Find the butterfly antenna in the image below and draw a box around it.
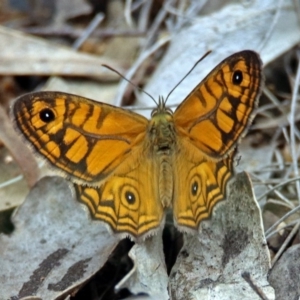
[102,64,158,106]
[164,50,212,105]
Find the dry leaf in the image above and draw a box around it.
[0,176,119,299]
[0,26,122,80]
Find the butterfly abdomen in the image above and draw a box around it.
[159,156,173,207]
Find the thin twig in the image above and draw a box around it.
[265,219,300,240]
[257,176,300,202]
[265,205,300,236]
[125,0,134,27]
[114,36,170,106]
[288,49,300,203]
[271,222,300,266]
[137,0,153,31]
[73,13,104,50]
[141,0,169,51]
[263,87,288,114]
[258,0,284,52]
[265,199,294,210]
[23,27,146,38]
[242,272,270,300]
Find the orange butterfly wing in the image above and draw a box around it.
[12,92,148,184]
[173,50,262,230]
[74,148,164,239]
[174,50,262,159]
[173,147,235,231]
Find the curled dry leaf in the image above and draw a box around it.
[0,105,39,188]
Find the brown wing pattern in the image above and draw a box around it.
[12,92,148,183]
[174,51,262,159]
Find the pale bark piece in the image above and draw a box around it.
[169,172,274,300]
[0,176,119,299]
[115,232,169,299]
[269,244,300,300]
[0,26,121,80]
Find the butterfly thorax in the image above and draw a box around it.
[149,109,176,154]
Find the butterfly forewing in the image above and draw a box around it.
[12,92,148,184]
[174,50,262,159]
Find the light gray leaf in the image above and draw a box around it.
[0,176,119,299]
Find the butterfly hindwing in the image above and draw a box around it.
[75,148,164,239]
[173,142,234,231]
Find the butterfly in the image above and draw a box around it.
[11,50,262,240]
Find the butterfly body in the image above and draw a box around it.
[12,50,263,240]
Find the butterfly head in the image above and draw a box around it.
[151,96,173,117]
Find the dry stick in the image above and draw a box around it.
[278,91,300,101]
[114,36,170,107]
[294,0,300,25]
[266,219,300,240]
[137,0,153,31]
[270,189,294,209]
[249,151,294,209]
[131,0,148,12]
[141,0,169,52]
[266,199,294,210]
[255,100,290,116]
[119,1,154,103]
[242,272,270,300]
[24,27,146,38]
[262,146,294,207]
[128,1,154,101]
[282,126,290,144]
[125,0,134,27]
[265,204,300,236]
[289,50,300,203]
[257,0,284,52]
[73,13,104,50]
[271,221,300,267]
[274,147,285,172]
[164,0,207,31]
[263,87,288,115]
[257,176,300,202]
